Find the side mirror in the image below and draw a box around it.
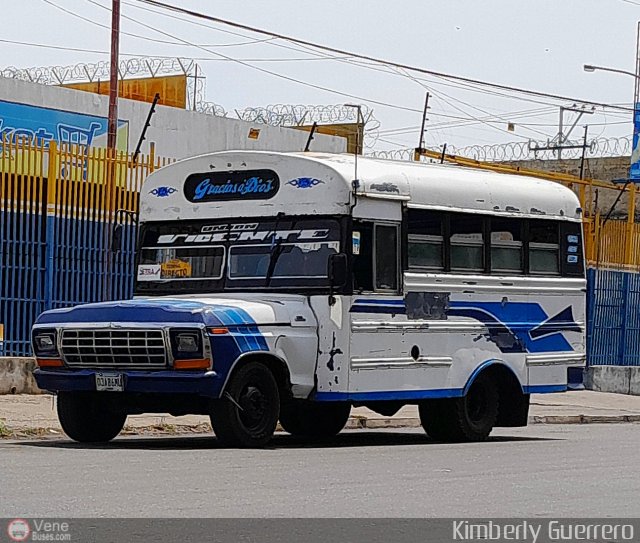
[328,253,348,288]
[111,224,124,253]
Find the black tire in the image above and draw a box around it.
[279,401,351,438]
[419,374,499,442]
[210,362,280,447]
[57,392,126,443]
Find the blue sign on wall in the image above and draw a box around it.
[0,99,128,150]
[630,102,640,181]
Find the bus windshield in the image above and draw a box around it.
[135,217,341,294]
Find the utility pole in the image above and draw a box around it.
[632,21,640,181]
[107,0,121,151]
[528,104,594,159]
[418,92,430,151]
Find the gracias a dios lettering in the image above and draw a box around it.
[193,176,275,200]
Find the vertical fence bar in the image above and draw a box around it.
[44,142,58,311]
[0,138,6,356]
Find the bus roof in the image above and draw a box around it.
[141,151,581,222]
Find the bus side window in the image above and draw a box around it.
[407,209,445,271]
[353,222,373,291]
[529,220,559,275]
[450,214,485,273]
[491,218,524,274]
[375,224,399,291]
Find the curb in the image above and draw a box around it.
[529,414,640,424]
[3,413,640,440]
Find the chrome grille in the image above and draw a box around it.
[61,329,167,369]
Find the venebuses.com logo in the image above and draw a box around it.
[7,519,30,542]
[6,519,71,542]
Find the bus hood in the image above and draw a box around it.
[34,295,316,328]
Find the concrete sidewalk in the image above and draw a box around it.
[2,390,640,438]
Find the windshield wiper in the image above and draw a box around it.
[265,213,290,286]
[265,239,284,286]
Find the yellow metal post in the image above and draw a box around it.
[625,184,637,265]
[44,141,59,309]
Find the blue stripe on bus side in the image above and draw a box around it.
[314,384,566,402]
[314,389,465,401]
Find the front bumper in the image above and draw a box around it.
[34,368,224,398]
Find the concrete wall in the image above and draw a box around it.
[504,156,634,219]
[0,77,346,159]
[585,365,640,396]
[0,358,41,394]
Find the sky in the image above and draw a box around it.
[2,0,640,157]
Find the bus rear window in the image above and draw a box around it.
[529,221,559,275]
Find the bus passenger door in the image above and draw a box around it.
[349,220,406,394]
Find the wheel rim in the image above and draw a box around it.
[238,384,268,430]
[467,382,489,424]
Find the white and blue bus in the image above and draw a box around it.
[32,151,585,447]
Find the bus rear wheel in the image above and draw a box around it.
[419,374,499,442]
[210,362,280,448]
[57,392,126,443]
[279,401,351,438]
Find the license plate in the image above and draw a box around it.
[95,372,124,392]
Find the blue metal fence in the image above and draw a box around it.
[587,267,640,366]
[0,140,159,357]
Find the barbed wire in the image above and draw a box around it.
[0,59,386,144]
[235,104,380,147]
[0,56,229,116]
[236,104,378,127]
[196,101,228,117]
[369,135,634,162]
[451,136,633,162]
[0,57,196,85]
[369,148,415,161]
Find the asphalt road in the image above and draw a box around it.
[1,424,639,517]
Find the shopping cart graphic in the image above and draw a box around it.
[57,122,102,147]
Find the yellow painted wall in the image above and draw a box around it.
[63,74,188,109]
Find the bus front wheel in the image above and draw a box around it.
[279,401,351,438]
[419,374,499,442]
[210,362,280,448]
[57,392,126,443]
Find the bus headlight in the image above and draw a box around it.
[177,333,199,353]
[32,330,58,357]
[169,329,204,359]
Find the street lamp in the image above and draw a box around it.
[583,64,640,80]
[584,60,640,187]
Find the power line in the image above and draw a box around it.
[88,0,637,134]
[134,0,634,113]
[0,36,356,62]
[377,107,556,136]
[41,0,275,49]
[392,66,552,140]
[123,0,628,138]
[126,0,578,117]
[35,0,634,141]
[80,0,425,114]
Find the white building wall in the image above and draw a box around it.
[0,77,346,158]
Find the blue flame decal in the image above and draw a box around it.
[287,177,324,189]
[149,186,177,197]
